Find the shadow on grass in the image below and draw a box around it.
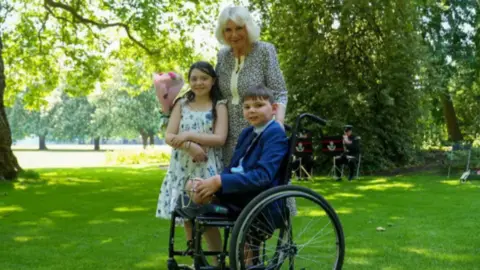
[0,166,165,222]
[0,166,171,269]
[1,167,479,269]
[290,171,480,269]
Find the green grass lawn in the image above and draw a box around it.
[1,167,479,269]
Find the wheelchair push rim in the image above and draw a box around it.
[229,185,345,270]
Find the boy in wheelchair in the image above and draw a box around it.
[174,85,289,268]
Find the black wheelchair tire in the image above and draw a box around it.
[229,185,345,270]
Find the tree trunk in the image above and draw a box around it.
[441,94,463,142]
[0,35,22,179]
[39,135,47,150]
[148,132,155,146]
[140,131,148,149]
[93,137,100,151]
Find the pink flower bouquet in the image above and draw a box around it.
[153,72,184,115]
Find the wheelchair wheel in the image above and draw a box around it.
[229,185,345,270]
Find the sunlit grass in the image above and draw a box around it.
[0,205,25,214]
[355,182,415,191]
[0,167,479,269]
[113,206,149,212]
[88,218,127,225]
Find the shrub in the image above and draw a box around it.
[106,147,171,165]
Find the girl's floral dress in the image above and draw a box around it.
[156,98,226,219]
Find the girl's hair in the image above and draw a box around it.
[215,6,261,45]
[185,61,223,120]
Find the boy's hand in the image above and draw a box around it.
[186,178,211,205]
[196,175,221,201]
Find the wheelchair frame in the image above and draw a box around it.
[166,113,345,270]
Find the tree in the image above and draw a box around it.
[6,93,29,143]
[418,0,479,142]
[1,34,21,178]
[50,94,94,146]
[24,108,55,150]
[89,71,163,149]
[1,0,220,179]
[116,87,163,148]
[89,91,118,151]
[7,88,61,150]
[250,0,426,170]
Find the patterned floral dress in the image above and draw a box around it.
[216,41,288,165]
[156,98,225,219]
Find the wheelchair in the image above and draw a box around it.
[167,113,345,270]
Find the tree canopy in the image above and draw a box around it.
[1,0,220,178]
[249,0,479,170]
[1,0,479,178]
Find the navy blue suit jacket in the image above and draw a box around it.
[217,121,288,208]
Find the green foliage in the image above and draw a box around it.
[115,88,163,139]
[23,109,54,138]
[91,62,164,142]
[445,147,480,170]
[6,89,58,141]
[50,95,94,141]
[453,80,480,141]
[89,89,119,140]
[7,83,162,146]
[251,0,425,170]
[6,96,28,141]
[3,0,220,108]
[4,10,61,109]
[17,169,40,180]
[417,0,479,141]
[249,0,479,170]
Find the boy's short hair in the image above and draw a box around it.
[242,85,275,104]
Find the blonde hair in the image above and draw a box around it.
[215,6,260,45]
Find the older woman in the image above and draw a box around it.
[215,6,288,164]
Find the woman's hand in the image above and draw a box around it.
[187,142,208,162]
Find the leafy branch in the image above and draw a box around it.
[43,0,159,55]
